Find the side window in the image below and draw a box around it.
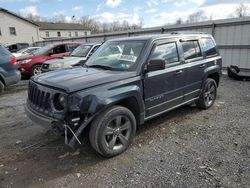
[150,42,179,65]
[53,45,66,54]
[181,41,202,60]
[9,27,16,35]
[201,38,217,57]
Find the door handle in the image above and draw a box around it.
[174,70,183,75]
[199,64,206,68]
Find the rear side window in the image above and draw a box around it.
[150,42,179,65]
[181,41,202,60]
[52,45,66,54]
[201,38,217,57]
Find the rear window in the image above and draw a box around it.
[181,41,202,60]
[201,38,217,57]
[0,46,10,56]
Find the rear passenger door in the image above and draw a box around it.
[180,39,204,101]
[144,40,188,118]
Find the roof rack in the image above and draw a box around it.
[170,31,207,34]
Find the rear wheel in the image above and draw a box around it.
[196,78,217,109]
[32,65,42,76]
[0,81,4,94]
[89,106,136,157]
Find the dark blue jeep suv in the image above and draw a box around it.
[0,45,21,94]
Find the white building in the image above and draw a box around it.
[36,22,91,40]
[0,8,39,45]
[0,8,91,45]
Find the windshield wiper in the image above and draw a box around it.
[88,64,113,70]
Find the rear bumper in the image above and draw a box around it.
[4,70,21,86]
[25,103,56,129]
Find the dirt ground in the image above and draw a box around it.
[0,76,249,188]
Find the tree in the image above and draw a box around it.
[175,18,183,25]
[186,10,208,23]
[78,16,101,33]
[235,3,248,17]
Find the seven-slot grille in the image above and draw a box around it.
[28,82,51,113]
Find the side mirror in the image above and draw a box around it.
[146,59,165,72]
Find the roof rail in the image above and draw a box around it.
[170,31,207,34]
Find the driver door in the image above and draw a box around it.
[144,40,188,118]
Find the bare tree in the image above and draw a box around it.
[78,16,101,33]
[186,10,208,23]
[175,18,183,25]
[235,3,248,17]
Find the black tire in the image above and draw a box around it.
[0,81,4,94]
[89,105,136,157]
[31,65,42,76]
[196,78,217,109]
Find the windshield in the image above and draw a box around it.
[86,41,145,71]
[33,44,54,55]
[70,45,92,57]
[16,48,28,53]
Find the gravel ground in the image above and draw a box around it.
[0,76,249,188]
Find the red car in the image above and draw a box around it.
[17,42,83,77]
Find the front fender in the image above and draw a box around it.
[70,77,145,120]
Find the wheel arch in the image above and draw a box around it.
[203,65,221,87]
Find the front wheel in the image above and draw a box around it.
[31,65,42,76]
[89,106,136,157]
[196,78,217,109]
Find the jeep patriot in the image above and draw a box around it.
[25,33,222,157]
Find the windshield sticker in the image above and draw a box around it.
[119,55,137,62]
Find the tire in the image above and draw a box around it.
[196,78,217,109]
[89,105,136,157]
[31,65,42,76]
[0,81,4,94]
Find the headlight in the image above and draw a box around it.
[53,93,67,111]
[50,62,64,70]
[18,59,32,64]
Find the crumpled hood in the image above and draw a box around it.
[45,56,87,67]
[33,67,136,93]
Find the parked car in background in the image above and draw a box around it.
[0,45,21,94]
[17,42,83,77]
[12,47,41,58]
[7,43,29,53]
[25,33,222,157]
[42,43,101,73]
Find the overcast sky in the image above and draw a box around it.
[0,0,250,27]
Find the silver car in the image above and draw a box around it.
[41,43,101,73]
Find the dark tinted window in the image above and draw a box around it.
[181,41,202,60]
[52,45,66,54]
[201,38,217,57]
[151,42,179,65]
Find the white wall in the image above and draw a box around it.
[39,30,91,40]
[0,11,39,45]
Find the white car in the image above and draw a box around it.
[41,43,101,73]
[12,47,41,58]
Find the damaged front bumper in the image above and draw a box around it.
[25,103,94,148]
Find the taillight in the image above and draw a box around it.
[10,55,16,65]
